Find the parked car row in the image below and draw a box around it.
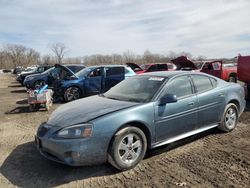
[14,55,244,102]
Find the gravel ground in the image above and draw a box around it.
[0,73,249,188]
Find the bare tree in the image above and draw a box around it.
[123,50,136,62]
[25,48,40,66]
[50,43,68,64]
[5,44,26,67]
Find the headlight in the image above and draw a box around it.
[55,123,93,139]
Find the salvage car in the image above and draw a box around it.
[35,71,245,171]
[126,62,175,74]
[171,56,237,82]
[237,55,250,98]
[56,65,135,102]
[16,65,53,85]
[23,64,85,89]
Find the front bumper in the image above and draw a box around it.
[35,124,108,166]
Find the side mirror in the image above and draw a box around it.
[159,94,177,105]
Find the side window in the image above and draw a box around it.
[106,67,124,76]
[147,65,157,72]
[74,66,84,73]
[37,67,44,73]
[163,76,193,98]
[192,75,213,93]
[203,63,213,70]
[158,64,168,71]
[89,68,102,77]
[212,62,220,70]
[210,77,217,87]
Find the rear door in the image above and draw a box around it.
[191,74,225,128]
[104,67,125,92]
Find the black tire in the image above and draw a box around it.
[228,76,237,83]
[34,80,46,89]
[108,126,147,171]
[64,87,82,102]
[218,103,238,132]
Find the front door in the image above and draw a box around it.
[85,67,103,95]
[154,75,198,142]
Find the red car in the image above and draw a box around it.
[237,55,250,98]
[126,62,176,74]
[171,56,237,82]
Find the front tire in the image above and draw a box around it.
[64,87,82,102]
[228,76,237,83]
[34,80,46,89]
[218,103,238,132]
[108,127,147,171]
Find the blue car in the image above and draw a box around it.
[35,71,245,171]
[23,64,85,89]
[57,65,135,102]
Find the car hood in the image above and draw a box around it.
[25,73,43,79]
[47,95,139,127]
[171,56,197,70]
[55,64,79,78]
[126,62,143,72]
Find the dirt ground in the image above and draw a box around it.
[0,73,249,188]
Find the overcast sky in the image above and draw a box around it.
[0,0,249,58]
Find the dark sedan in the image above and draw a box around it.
[36,71,245,171]
[16,65,53,85]
[23,64,85,89]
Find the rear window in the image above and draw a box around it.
[106,67,124,76]
[158,64,168,71]
[192,75,214,93]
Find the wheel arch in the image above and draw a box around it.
[108,121,152,151]
[227,99,240,114]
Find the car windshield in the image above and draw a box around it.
[43,67,55,74]
[104,76,166,103]
[75,67,94,77]
[194,62,204,69]
[140,64,150,70]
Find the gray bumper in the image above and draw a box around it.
[35,135,108,166]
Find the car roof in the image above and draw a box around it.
[64,64,85,67]
[142,71,215,78]
[87,65,128,68]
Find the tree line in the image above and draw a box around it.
[0,42,208,69]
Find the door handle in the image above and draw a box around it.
[188,102,194,106]
[218,93,224,97]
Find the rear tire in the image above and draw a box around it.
[218,103,238,132]
[108,127,147,171]
[229,76,237,83]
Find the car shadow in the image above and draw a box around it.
[5,106,31,114]
[1,128,223,187]
[244,100,250,112]
[16,98,28,105]
[145,128,221,159]
[11,89,27,93]
[8,85,23,88]
[0,141,117,188]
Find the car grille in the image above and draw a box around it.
[37,125,49,137]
